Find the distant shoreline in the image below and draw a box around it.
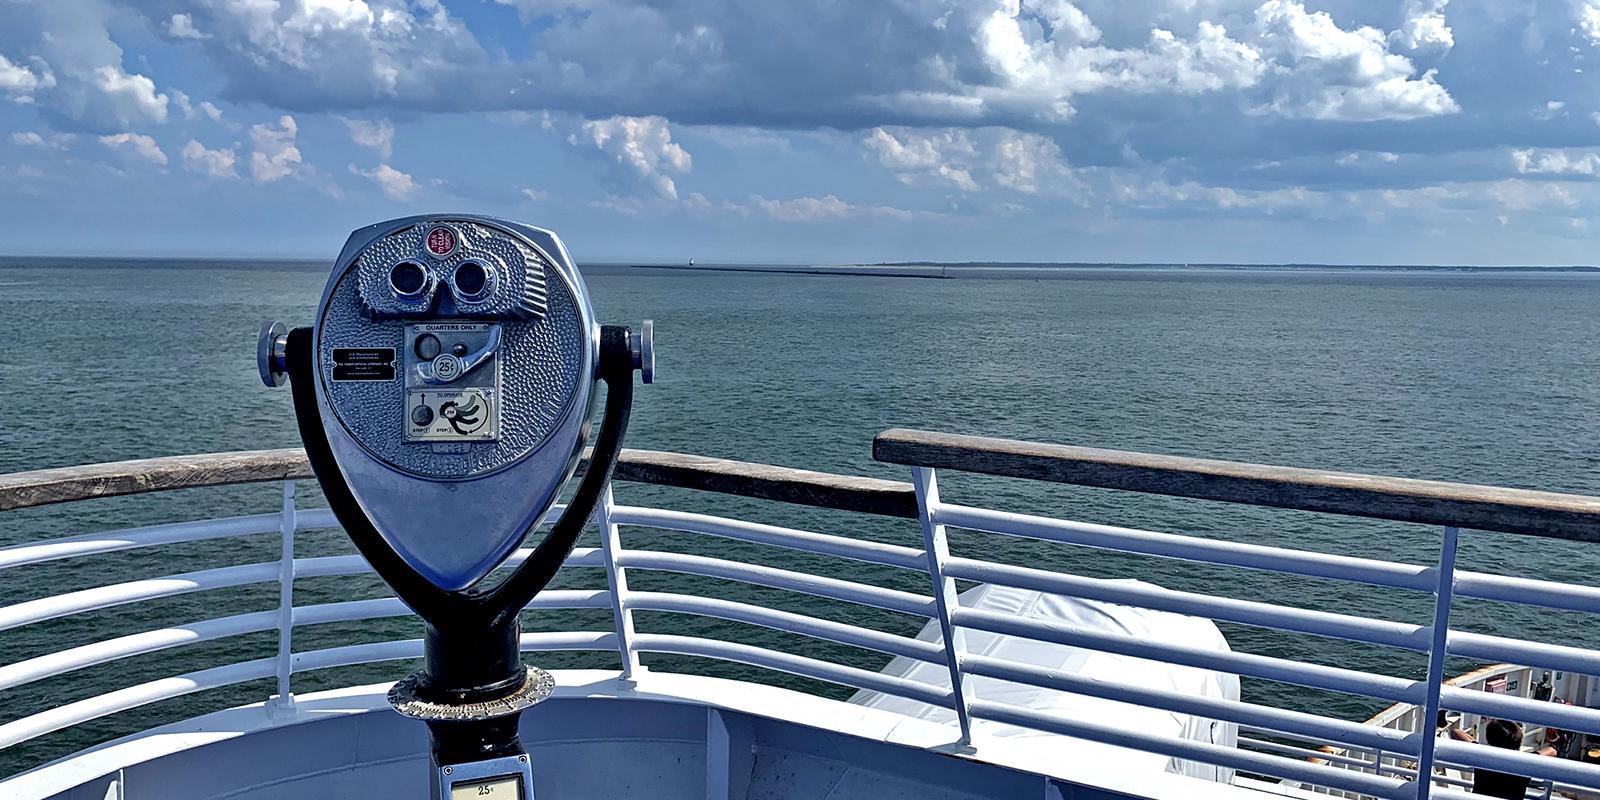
[620,262,1600,279]
[3,255,1598,277]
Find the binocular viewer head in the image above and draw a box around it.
[357,219,551,321]
[261,214,651,592]
[261,214,651,800]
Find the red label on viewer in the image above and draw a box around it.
[426,226,456,257]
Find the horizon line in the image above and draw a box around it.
[2,254,1598,271]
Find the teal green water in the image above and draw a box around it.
[3,259,1600,776]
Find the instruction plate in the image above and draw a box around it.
[407,389,498,441]
[404,322,502,443]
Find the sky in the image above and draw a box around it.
[3,1,1600,265]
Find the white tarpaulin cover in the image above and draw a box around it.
[848,582,1240,783]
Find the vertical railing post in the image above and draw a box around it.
[1414,525,1460,799]
[597,486,640,680]
[912,467,973,748]
[268,480,298,717]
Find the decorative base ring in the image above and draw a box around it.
[387,666,554,721]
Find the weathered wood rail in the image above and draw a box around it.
[0,448,919,518]
[873,428,1600,542]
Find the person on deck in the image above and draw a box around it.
[1446,718,1557,798]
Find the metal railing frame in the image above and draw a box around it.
[1,436,1599,800]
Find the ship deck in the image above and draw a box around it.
[9,670,1268,800]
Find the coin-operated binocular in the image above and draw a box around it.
[258,214,652,800]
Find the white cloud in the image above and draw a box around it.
[748,193,854,222]
[1336,150,1401,166]
[975,11,1266,119]
[129,1,486,106]
[249,115,302,183]
[165,13,206,40]
[10,130,73,149]
[1537,99,1567,120]
[521,187,549,201]
[863,128,979,191]
[741,194,917,223]
[863,126,1079,197]
[1252,0,1457,121]
[993,130,1079,195]
[1580,1,1600,46]
[181,140,238,178]
[0,3,175,132]
[98,132,168,166]
[1113,173,1316,214]
[0,54,54,100]
[87,66,169,126]
[1511,148,1600,176]
[343,117,395,158]
[1482,178,1579,211]
[576,115,691,199]
[171,90,222,123]
[1390,0,1453,54]
[99,0,1479,134]
[352,162,418,199]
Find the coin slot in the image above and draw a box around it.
[415,333,442,360]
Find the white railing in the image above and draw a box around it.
[1,436,1599,800]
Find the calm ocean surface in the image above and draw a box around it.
[3,258,1600,774]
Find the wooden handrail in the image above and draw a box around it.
[0,448,918,518]
[873,428,1600,542]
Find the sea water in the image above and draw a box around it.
[2,258,1599,774]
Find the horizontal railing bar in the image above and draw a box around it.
[959,653,1416,756]
[943,556,1428,651]
[1236,736,1379,770]
[0,449,917,517]
[1238,724,1379,759]
[0,632,619,751]
[1453,571,1600,615]
[0,591,614,693]
[603,449,917,519]
[935,503,1436,591]
[1256,738,1489,794]
[625,591,945,664]
[875,429,1600,542]
[0,562,280,633]
[608,505,926,570]
[0,656,277,750]
[954,606,1422,703]
[0,510,328,571]
[292,591,612,628]
[1440,686,1600,738]
[1434,739,1600,791]
[632,633,951,708]
[0,549,605,632]
[964,698,1412,800]
[0,450,311,512]
[295,547,604,580]
[1446,631,1600,680]
[1234,724,1432,782]
[290,631,619,674]
[1430,788,1493,800]
[616,550,935,617]
[0,610,278,692]
[1235,734,1474,791]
